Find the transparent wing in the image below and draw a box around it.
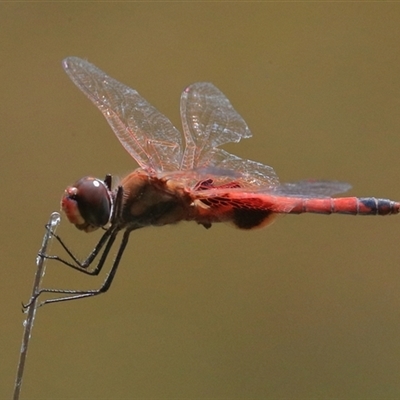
[188,179,351,199]
[180,82,280,189]
[63,60,279,187]
[269,180,352,197]
[63,57,183,173]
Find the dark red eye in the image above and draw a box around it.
[61,177,112,232]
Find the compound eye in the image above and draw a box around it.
[61,177,112,232]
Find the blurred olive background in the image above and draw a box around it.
[2,3,400,399]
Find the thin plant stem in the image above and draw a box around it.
[13,212,61,400]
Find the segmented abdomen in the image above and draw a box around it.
[288,197,400,216]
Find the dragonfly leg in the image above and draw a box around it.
[22,187,129,307]
[37,230,132,306]
[31,228,132,307]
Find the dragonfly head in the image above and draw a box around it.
[61,176,113,233]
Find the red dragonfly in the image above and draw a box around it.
[40,57,400,305]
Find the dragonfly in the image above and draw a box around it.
[37,56,400,305]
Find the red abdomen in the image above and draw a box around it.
[288,197,400,216]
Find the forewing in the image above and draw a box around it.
[63,57,183,173]
[180,82,279,189]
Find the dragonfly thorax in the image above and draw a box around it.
[119,169,194,228]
